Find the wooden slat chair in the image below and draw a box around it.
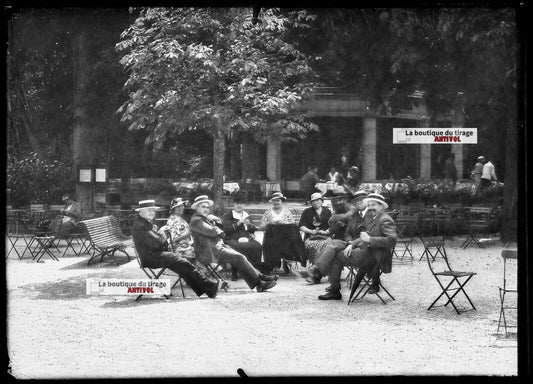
[133,246,185,301]
[497,249,517,336]
[425,248,476,315]
[80,216,133,266]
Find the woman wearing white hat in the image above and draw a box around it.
[258,192,294,230]
[160,197,195,261]
[298,192,332,264]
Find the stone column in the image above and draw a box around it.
[451,107,466,179]
[266,136,281,182]
[362,116,377,181]
[418,118,431,180]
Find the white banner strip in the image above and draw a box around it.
[86,278,171,295]
[393,128,477,144]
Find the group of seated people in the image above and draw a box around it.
[131,188,397,302]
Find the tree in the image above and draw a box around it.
[294,7,519,241]
[116,7,319,212]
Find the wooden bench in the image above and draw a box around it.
[80,215,134,265]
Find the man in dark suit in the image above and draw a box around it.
[305,193,396,301]
[189,195,277,292]
[131,199,219,298]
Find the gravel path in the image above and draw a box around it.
[6,236,517,378]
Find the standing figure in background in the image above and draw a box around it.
[299,165,321,202]
[480,155,497,193]
[344,166,361,195]
[443,153,458,187]
[471,156,485,194]
[326,166,344,185]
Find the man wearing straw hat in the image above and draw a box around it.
[304,193,396,301]
[131,199,219,298]
[189,195,277,292]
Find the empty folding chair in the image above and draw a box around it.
[425,248,476,315]
[497,249,517,337]
[393,215,417,263]
[460,207,492,249]
[133,246,186,301]
[419,235,447,262]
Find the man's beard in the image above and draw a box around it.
[367,209,377,217]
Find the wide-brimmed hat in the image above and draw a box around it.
[349,190,368,202]
[349,166,360,173]
[269,191,286,202]
[191,195,214,210]
[135,199,158,211]
[477,155,486,161]
[61,194,73,202]
[169,197,187,211]
[362,193,388,209]
[309,192,323,202]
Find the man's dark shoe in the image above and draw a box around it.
[318,291,342,300]
[259,273,278,282]
[305,275,322,284]
[204,281,219,298]
[256,280,277,292]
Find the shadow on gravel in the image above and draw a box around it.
[25,276,87,300]
[60,255,132,270]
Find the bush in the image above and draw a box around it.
[7,152,74,207]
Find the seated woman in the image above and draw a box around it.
[222,194,262,281]
[50,194,84,235]
[259,191,305,274]
[298,192,332,265]
[159,197,196,263]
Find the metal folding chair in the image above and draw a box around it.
[497,249,517,336]
[200,262,230,291]
[133,247,186,301]
[425,248,476,315]
[393,215,417,263]
[418,235,447,262]
[347,265,395,305]
[460,207,492,249]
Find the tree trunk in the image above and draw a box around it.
[72,29,95,214]
[500,112,518,243]
[212,113,226,216]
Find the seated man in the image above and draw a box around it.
[296,190,368,283]
[305,193,396,300]
[221,194,263,281]
[189,195,277,292]
[131,199,219,299]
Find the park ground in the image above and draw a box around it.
[6,233,517,378]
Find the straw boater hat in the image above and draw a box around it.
[62,194,73,202]
[309,192,323,202]
[135,199,157,211]
[269,191,287,202]
[477,155,486,161]
[350,190,368,202]
[191,195,214,210]
[362,193,388,209]
[169,197,187,211]
[349,166,360,173]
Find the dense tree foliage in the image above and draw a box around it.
[116,7,319,210]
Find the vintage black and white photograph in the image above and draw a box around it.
[5,3,526,378]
